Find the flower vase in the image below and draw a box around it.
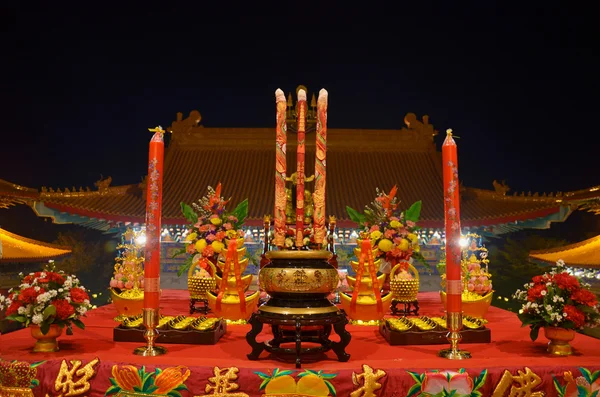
[544,326,575,356]
[30,324,63,353]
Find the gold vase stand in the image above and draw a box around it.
[246,310,351,369]
[390,298,419,316]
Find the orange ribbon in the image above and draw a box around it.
[215,240,246,315]
[351,240,383,315]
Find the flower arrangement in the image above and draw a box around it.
[0,260,93,335]
[109,228,145,291]
[513,259,600,341]
[173,183,248,276]
[346,185,426,275]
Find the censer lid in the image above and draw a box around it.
[265,250,333,260]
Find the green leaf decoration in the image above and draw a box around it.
[346,206,366,226]
[72,318,85,330]
[109,377,118,387]
[180,202,198,224]
[324,379,337,397]
[404,200,422,223]
[66,325,73,335]
[174,384,188,391]
[167,390,182,397]
[140,370,154,392]
[529,325,540,342]
[30,361,45,368]
[40,322,50,335]
[552,376,566,396]
[321,373,337,379]
[177,257,193,277]
[406,383,422,397]
[298,369,319,378]
[590,369,600,383]
[31,379,40,387]
[577,385,590,396]
[145,385,159,394]
[43,305,56,320]
[258,377,270,391]
[254,371,270,379]
[473,369,488,390]
[230,198,249,227]
[580,367,592,384]
[170,246,188,258]
[6,314,27,323]
[590,391,599,397]
[105,385,122,396]
[407,371,423,384]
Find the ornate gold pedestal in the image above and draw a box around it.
[341,255,391,322]
[206,255,259,322]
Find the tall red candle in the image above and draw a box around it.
[273,89,287,247]
[143,126,165,310]
[442,129,462,314]
[295,89,307,247]
[313,89,328,244]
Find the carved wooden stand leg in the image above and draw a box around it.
[295,317,302,368]
[246,313,266,360]
[245,310,352,368]
[331,310,351,362]
[189,298,210,314]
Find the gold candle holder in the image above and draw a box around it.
[133,308,167,356]
[438,312,471,359]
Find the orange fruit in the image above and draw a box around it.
[264,374,296,394]
[296,374,330,396]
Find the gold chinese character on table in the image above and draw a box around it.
[53,358,99,397]
[350,364,386,397]
[196,366,248,397]
[492,367,544,397]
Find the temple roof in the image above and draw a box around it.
[0,228,71,263]
[1,110,596,233]
[530,234,600,268]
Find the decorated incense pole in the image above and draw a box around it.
[134,125,167,357]
[295,89,307,247]
[273,89,288,248]
[439,129,470,360]
[313,89,328,244]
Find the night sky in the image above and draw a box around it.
[2,4,598,197]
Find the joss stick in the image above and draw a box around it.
[143,126,165,311]
[273,89,287,248]
[442,129,462,315]
[295,89,307,247]
[313,89,328,244]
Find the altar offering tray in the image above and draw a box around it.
[380,315,491,345]
[113,315,226,345]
